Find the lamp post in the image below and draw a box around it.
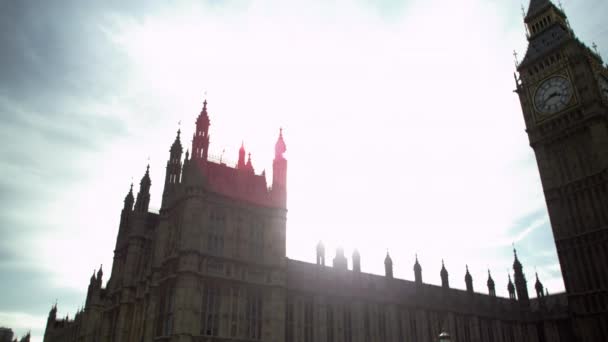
[438,331,451,342]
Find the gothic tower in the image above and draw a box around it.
[515,0,608,339]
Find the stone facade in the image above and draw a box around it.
[514,0,608,340]
[43,98,573,342]
[43,1,606,341]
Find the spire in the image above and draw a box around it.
[512,248,529,305]
[272,128,288,207]
[352,249,361,273]
[413,254,422,285]
[440,259,449,289]
[192,98,211,160]
[170,129,183,155]
[97,264,103,284]
[333,247,348,270]
[487,270,496,297]
[237,142,246,169]
[384,251,393,278]
[246,152,254,173]
[513,248,522,271]
[316,241,325,266]
[123,183,134,210]
[508,274,516,300]
[134,165,151,213]
[275,127,286,159]
[465,265,473,294]
[535,272,545,298]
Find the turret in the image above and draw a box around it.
[384,251,393,278]
[464,265,473,294]
[85,269,97,307]
[96,264,103,287]
[134,165,151,213]
[316,241,325,266]
[535,272,545,298]
[237,142,246,169]
[192,99,211,161]
[508,274,516,300]
[352,249,361,273]
[46,302,57,331]
[512,248,530,306]
[440,260,449,289]
[246,153,255,173]
[271,128,287,207]
[118,183,134,239]
[333,247,348,270]
[487,270,496,297]
[123,183,134,211]
[413,254,422,285]
[164,129,183,188]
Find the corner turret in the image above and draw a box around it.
[440,260,449,289]
[384,251,393,278]
[465,265,474,294]
[134,165,151,213]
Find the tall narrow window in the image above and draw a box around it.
[249,221,264,260]
[343,305,352,342]
[409,314,417,341]
[156,284,174,337]
[378,309,386,341]
[303,299,313,342]
[327,305,334,342]
[246,288,263,340]
[208,212,225,255]
[230,286,241,337]
[286,300,294,342]
[201,284,220,336]
[364,306,371,342]
[397,311,403,342]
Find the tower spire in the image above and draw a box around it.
[384,251,393,278]
[237,142,246,169]
[440,259,449,289]
[535,272,545,298]
[465,265,474,294]
[134,165,151,213]
[272,128,287,207]
[413,254,422,285]
[487,269,496,297]
[508,273,516,300]
[512,248,529,306]
[192,98,211,161]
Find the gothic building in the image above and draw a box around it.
[44,0,606,341]
[514,0,608,340]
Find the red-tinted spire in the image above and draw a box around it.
[246,152,254,172]
[237,142,246,169]
[275,128,286,159]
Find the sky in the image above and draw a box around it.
[0,0,606,340]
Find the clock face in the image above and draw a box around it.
[533,76,573,115]
[599,75,608,99]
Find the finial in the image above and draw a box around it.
[513,50,519,67]
[558,0,564,11]
[592,42,599,54]
[520,4,525,19]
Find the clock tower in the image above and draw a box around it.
[515,0,608,340]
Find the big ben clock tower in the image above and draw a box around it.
[515,0,608,340]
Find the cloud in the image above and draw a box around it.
[0,0,604,340]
